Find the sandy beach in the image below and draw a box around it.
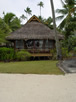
[0,74,76,102]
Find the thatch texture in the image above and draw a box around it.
[6,15,63,40]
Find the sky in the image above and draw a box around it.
[0,0,63,25]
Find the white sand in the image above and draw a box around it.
[0,74,76,102]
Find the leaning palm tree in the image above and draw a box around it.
[24,7,32,20]
[50,0,62,60]
[3,13,21,31]
[37,1,44,17]
[3,13,15,26]
[56,0,76,29]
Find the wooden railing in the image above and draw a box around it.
[25,49,50,53]
[16,48,52,56]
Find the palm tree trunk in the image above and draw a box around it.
[40,6,41,17]
[50,0,62,60]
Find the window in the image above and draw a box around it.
[26,40,34,49]
[15,40,24,49]
[35,40,43,49]
[45,40,53,49]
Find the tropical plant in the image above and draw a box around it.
[37,1,44,17]
[20,14,27,23]
[0,17,11,33]
[0,18,11,43]
[64,17,76,39]
[16,50,31,61]
[56,0,76,29]
[0,47,15,61]
[44,17,53,29]
[24,7,32,20]
[10,17,21,31]
[38,16,53,29]
[0,29,6,43]
[3,12,21,31]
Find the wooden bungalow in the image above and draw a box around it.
[6,15,63,57]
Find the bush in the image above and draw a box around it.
[50,48,57,60]
[50,48,72,59]
[0,47,15,61]
[16,50,31,61]
[73,47,76,54]
[61,47,72,58]
[70,47,76,57]
[61,48,69,58]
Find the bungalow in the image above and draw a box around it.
[6,15,63,57]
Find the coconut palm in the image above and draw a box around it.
[37,1,44,17]
[20,14,27,24]
[24,7,32,20]
[0,18,11,43]
[3,13,15,26]
[20,14,27,20]
[50,0,62,60]
[56,0,76,29]
[3,13,21,31]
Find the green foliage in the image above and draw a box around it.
[61,35,76,50]
[16,50,31,61]
[0,12,21,43]
[0,18,11,43]
[3,13,15,25]
[61,47,69,58]
[37,1,44,16]
[67,35,76,51]
[24,7,32,20]
[0,47,15,61]
[0,18,11,34]
[24,7,32,15]
[20,14,27,24]
[72,47,76,55]
[37,1,44,7]
[10,17,21,31]
[3,12,21,31]
[38,16,53,29]
[0,29,7,43]
[56,0,76,29]
[50,49,57,60]
[64,17,76,39]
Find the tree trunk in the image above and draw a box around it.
[40,6,41,17]
[50,0,62,60]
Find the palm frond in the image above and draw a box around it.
[58,18,66,29]
[56,9,68,15]
[60,0,66,7]
[4,13,15,25]
[56,15,64,21]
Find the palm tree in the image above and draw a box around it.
[56,0,76,29]
[3,13,15,26]
[3,13,21,31]
[0,18,11,43]
[37,1,44,17]
[44,17,53,29]
[20,14,27,20]
[20,14,27,24]
[24,7,32,20]
[50,0,62,60]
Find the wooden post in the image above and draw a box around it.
[33,40,35,53]
[14,40,16,50]
[43,40,45,52]
[24,40,25,49]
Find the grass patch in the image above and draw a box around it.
[0,61,64,75]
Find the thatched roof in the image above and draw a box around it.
[6,15,63,40]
